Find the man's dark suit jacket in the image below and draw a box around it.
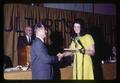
[17,35,34,48]
[30,37,58,80]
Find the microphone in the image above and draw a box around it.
[77,39,85,55]
[70,35,78,48]
[70,36,74,41]
[70,34,85,54]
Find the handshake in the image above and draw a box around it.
[57,53,64,61]
[57,51,73,61]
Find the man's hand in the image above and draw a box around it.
[57,53,64,61]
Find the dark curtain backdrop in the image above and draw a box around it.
[4,4,116,66]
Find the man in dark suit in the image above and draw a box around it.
[30,23,63,80]
[17,26,34,66]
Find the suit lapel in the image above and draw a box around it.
[24,36,29,45]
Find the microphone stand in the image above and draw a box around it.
[72,38,78,80]
[78,39,85,80]
[72,36,85,80]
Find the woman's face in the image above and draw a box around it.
[73,23,81,34]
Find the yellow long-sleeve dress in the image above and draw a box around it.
[69,34,94,80]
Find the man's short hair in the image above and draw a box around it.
[33,22,43,33]
[24,26,32,33]
[25,26,32,30]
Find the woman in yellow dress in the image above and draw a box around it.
[64,20,95,80]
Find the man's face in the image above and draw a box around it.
[37,25,47,39]
[25,27,32,37]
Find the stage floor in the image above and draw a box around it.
[4,63,116,80]
[4,66,72,80]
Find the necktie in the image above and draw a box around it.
[29,37,31,45]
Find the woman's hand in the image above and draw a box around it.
[85,44,95,56]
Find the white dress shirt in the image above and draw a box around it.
[26,35,31,43]
[36,35,44,43]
